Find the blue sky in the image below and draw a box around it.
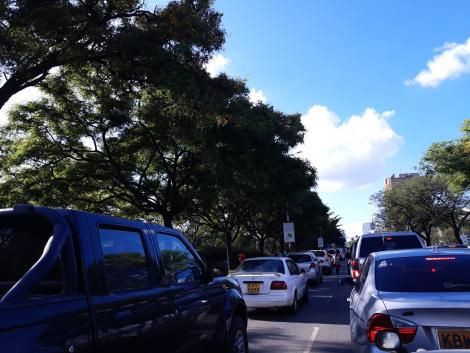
[2,0,470,238]
[204,0,470,238]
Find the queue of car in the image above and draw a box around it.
[342,232,470,353]
[227,250,337,314]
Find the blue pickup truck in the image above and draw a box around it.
[0,205,248,353]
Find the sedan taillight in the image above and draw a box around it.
[270,281,288,290]
[367,313,417,347]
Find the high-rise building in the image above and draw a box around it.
[362,222,375,235]
[385,173,420,190]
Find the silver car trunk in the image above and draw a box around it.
[380,291,470,327]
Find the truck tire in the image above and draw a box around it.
[222,315,248,353]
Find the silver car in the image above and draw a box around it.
[341,248,470,352]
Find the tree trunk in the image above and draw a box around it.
[162,212,173,228]
[258,237,265,255]
[225,232,232,271]
[423,228,432,246]
[453,227,463,244]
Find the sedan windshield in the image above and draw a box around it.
[375,255,470,292]
[312,251,325,257]
[236,259,285,274]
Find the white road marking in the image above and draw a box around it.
[303,326,320,353]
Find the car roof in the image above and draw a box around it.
[288,252,312,255]
[372,247,470,260]
[361,232,419,238]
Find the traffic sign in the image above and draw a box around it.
[317,237,324,248]
[283,223,295,243]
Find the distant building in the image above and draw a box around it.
[385,173,420,190]
[362,222,375,235]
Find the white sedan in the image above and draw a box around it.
[230,257,308,314]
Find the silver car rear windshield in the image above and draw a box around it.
[375,255,470,292]
[313,251,325,257]
[237,260,285,274]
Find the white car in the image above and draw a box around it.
[288,252,322,286]
[230,257,308,314]
[309,250,333,275]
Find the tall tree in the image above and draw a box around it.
[371,176,469,244]
[422,120,470,191]
[0,66,245,226]
[0,0,224,109]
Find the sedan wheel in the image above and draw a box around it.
[288,291,298,314]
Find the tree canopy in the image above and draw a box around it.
[422,119,470,191]
[0,0,343,265]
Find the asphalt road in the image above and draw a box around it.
[247,264,354,353]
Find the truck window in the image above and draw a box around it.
[156,234,203,284]
[0,214,63,298]
[99,227,150,292]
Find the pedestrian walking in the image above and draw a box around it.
[333,250,341,276]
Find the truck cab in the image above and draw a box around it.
[0,205,248,353]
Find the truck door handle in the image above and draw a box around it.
[114,310,131,321]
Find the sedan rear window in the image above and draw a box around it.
[236,260,285,274]
[312,251,325,257]
[359,235,422,258]
[375,255,470,292]
[288,254,311,263]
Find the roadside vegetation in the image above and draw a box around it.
[371,120,470,245]
[0,0,345,268]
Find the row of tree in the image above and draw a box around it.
[0,0,344,268]
[371,120,470,245]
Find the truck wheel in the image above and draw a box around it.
[223,315,248,353]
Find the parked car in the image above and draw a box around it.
[288,252,323,286]
[229,257,308,314]
[309,249,333,275]
[350,232,425,278]
[0,204,248,353]
[341,248,470,353]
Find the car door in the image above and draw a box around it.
[84,215,173,353]
[152,231,225,353]
[0,210,92,353]
[350,256,372,344]
[286,260,305,298]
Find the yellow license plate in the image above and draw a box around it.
[438,329,470,349]
[246,282,261,294]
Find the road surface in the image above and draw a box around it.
[247,264,354,353]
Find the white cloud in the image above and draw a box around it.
[248,88,267,104]
[204,53,230,77]
[0,86,43,126]
[298,105,403,192]
[406,37,470,87]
